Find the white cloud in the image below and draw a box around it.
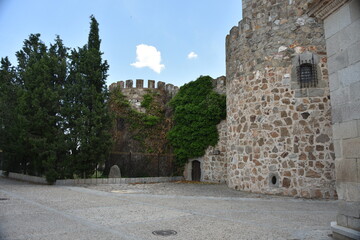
[131,44,165,73]
[187,51,198,59]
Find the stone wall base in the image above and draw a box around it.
[331,222,360,240]
[1,171,183,185]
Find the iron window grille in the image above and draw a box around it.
[296,54,318,88]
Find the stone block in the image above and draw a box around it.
[339,200,360,219]
[346,182,360,201]
[349,100,360,120]
[294,89,308,98]
[338,58,360,87]
[334,139,343,158]
[335,159,358,182]
[350,81,360,104]
[340,19,360,51]
[348,216,360,231]
[308,88,325,97]
[343,137,360,159]
[333,121,359,140]
[337,214,349,227]
[350,0,360,21]
[329,73,340,92]
[331,221,360,240]
[331,87,350,107]
[358,159,360,183]
[329,50,350,74]
[332,104,353,124]
[324,3,352,39]
[109,165,121,178]
[326,34,339,57]
[348,41,360,65]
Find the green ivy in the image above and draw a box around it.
[167,76,226,167]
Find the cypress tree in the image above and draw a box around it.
[66,15,111,177]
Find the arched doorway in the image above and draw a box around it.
[191,160,201,181]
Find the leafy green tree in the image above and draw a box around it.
[65,15,112,177]
[167,76,226,167]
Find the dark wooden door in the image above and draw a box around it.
[192,160,201,181]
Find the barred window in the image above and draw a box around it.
[296,54,318,88]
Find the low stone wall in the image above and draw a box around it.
[55,176,184,185]
[1,171,183,185]
[8,172,48,184]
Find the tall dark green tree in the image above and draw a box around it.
[13,34,68,182]
[0,57,24,173]
[66,15,112,177]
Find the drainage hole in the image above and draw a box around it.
[152,230,177,237]
[271,175,277,185]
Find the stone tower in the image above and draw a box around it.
[225,0,336,198]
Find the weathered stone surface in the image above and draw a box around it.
[109,165,121,178]
[343,137,360,159]
[316,134,330,143]
[306,169,321,178]
[282,178,291,188]
[203,0,338,199]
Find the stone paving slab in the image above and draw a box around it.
[0,177,337,240]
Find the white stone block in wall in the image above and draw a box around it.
[343,137,360,159]
[350,81,360,103]
[326,33,339,57]
[333,120,359,140]
[324,4,352,39]
[348,41,360,65]
[340,19,360,51]
[338,61,360,86]
[349,101,360,121]
[330,87,350,107]
[329,73,340,92]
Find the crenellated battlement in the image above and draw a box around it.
[109,79,179,96]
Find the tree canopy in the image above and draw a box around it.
[0,16,112,183]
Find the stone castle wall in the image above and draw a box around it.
[107,79,178,177]
[109,79,178,113]
[183,76,228,183]
[225,0,336,198]
[201,76,228,183]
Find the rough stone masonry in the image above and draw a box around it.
[198,0,337,199]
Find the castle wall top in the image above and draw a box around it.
[109,79,179,96]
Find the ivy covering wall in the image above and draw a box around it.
[167,76,226,167]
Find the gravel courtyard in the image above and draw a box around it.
[0,177,337,240]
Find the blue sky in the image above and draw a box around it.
[0,0,242,87]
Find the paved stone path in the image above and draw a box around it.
[0,177,337,240]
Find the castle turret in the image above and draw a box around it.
[225,0,336,199]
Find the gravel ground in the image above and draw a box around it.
[82,181,279,198]
[0,177,337,240]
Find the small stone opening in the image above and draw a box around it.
[269,173,279,188]
[152,230,177,236]
[271,175,277,185]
